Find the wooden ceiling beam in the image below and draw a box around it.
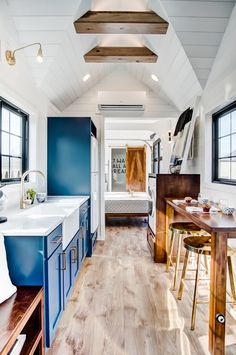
[84,46,158,63]
[74,11,168,34]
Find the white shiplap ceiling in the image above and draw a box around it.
[161,0,236,88]
[4,0,236,112]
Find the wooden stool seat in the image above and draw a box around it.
[183,235,211,255]
[166,222,207,290]
[183,235,236,256]
[178,236,236,330]
[169,222,202,234]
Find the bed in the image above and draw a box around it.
[105,192,151,216]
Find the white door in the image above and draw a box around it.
[91,172,99,233]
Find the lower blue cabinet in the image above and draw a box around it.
[80,201,90,265]
[45,243,64,346]
[63,230,80,306]
[71,231,80,281]
[4,203,91,348]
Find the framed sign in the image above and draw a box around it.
[111,148,126,192]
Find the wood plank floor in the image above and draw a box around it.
[48,218,236,355]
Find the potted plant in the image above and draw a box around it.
[26,188,36,204]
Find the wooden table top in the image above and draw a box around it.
[165,198,236,235]
[0,286,43,354]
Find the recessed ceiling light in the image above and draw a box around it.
[151,74,159,82]
[83,73,90,82]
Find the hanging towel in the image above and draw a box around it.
[173,108,193,137]
[0,233,17,304]
[170,108,193,170]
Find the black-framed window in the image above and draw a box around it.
[213,100,236,185]
[0,98,29,183]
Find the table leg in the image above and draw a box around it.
[209,232,228,355]
[165,204,174,262]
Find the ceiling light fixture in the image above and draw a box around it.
[83,73,91,82]
[5,42,43,66]
[151,74,159,82]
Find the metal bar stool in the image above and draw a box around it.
[178,235,236,330]
[166,222,205,290]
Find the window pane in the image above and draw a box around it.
[10,112,22,136]
[2,132,10,155]
[218,158,230,179]
[219,114,231,137]
[231,134,236,156]
[231,158,236,180]
[10,157,22,179]
[10,135,22,156]
[219,136,230,158]
[2,156,9,180]
[232,110,236,133]
[2,108,10,132]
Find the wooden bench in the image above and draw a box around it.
[0,286,44,355]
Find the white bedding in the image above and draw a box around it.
[105,192,151,214]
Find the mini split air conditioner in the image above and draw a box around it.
[98,91,146,111]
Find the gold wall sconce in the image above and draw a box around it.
[5,42,43,65]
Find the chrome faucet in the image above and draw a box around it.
[20,170,45,209]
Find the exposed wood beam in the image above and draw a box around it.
[74,11,168,34]
[84,46,158,63]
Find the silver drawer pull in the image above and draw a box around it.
[52,235,62,244]
[61,252,66,270]
[71,246,77,263]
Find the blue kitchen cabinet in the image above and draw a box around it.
[4,224,65,348]
[63,230,80,306]
[63,242,73,307]
[71,230,80,281]
[4,200,91,348]
[47,117,92,196]
[47,117,98,256]
[45,243,64,346]
[79,200,90,264]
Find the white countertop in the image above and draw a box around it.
[0,196,89,237]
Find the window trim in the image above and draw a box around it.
[0,97,29,184]
[212,100,236,186]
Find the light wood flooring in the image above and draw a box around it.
[48,218,236,355]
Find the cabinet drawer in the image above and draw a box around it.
[45,224,63,259]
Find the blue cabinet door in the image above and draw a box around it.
[47,117,91,196]
[45,243,63,347]
[71,231,80,281]
[79,226,85,267]
[63,243,73,307]
[85,210,90,256]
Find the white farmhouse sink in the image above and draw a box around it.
[20,203,80,250]
[1,196,89,250]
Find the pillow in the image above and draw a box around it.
[0,234,17,304]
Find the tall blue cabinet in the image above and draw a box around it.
[48,117,90,196]
[47,117,96,196]
[47,117,97,256]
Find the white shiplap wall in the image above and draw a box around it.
[161,0,236,88]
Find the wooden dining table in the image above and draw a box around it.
[165,198,236,355]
